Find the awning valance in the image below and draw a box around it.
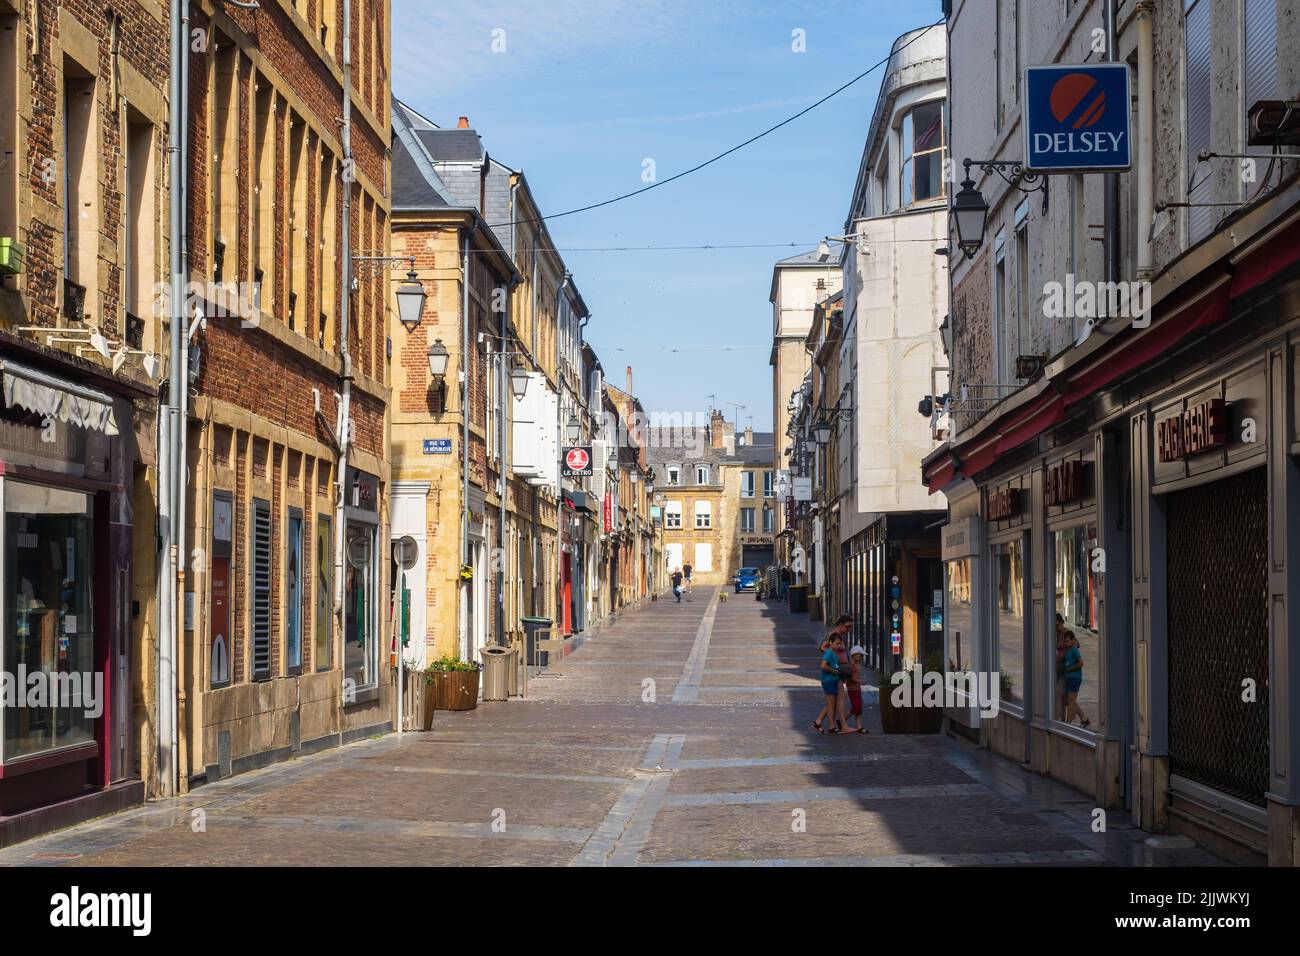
[1,359,119,437]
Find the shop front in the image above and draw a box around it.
[0,345,147,844]
[344,467,381,697]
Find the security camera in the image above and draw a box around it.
[918,395,934,418]
[1073,317,1096,349]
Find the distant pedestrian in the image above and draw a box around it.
[779,565,791,599]
[671,568,684,603]
[683,562,693,595]
[843,645,869,733]
[814,633,848,734]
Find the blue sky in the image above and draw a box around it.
[392,0,944,431]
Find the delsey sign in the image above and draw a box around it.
[1025,63,1131,173]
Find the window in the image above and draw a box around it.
[666,465,680,486]
[694,543,713,573]
[994,538,1025,709]
[695,464,709,485]
[993,228,1008,386]
[0,14,19,244]
[124,113,155,330]
[315,514,332,671]
[318,147,337,349]
[740,507,755,533]
[900,100,944,205]
[63,61,97,317]
[287,114,307,332]
[664,500,682,529]
[212,39,237,290]
[3,483,95,761]
[1054,523,1101,731]
[741,471,755,498]
[252,499,272,680]
[1184,0,1213,244]
[345,523,377,688]
[694,500,711,529]
[253,82,275,313]
[1244,0,1278,179]
[1015,202,1030,372]
[945,557,974,673]
[210,492,233,688]
[762,506,774,533]
[763,471,774,498]
[286,509,303,673]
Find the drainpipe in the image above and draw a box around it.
[158,0,190,800]
[335,0,353,692]
[1103,0,1120,284]
[497,286,509,647]
[460,230,471,659]
[1135,1,1154,281]
[555,272,570,633]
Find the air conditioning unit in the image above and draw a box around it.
[1247,99,1300,147]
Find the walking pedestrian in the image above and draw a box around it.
[671,567,684,603]
[1062,630,1091,728]
[1054,613,1070,720]
[814,633,848,734]
[683,561,693,596]
[843,645,869,733]
[779,565,792,600]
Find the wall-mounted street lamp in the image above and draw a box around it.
[352,254,427,331]
[817,233,869,260]
[811,402,852,444]
[564,415,581,444]
[427,338,449,379]
[509,364,530,399]
[952,158,1049,258]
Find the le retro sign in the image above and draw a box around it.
[1024,63,1131,173]
[563,445,593,477]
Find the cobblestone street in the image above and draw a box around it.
[0,590,1227,867]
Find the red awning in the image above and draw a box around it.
[1229,215,1300,299]
[925,456,956,495]
[994,393,1066,456]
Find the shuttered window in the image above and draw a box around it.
[1184,0,1213,244]
[252,498,272,680]
[1244,0,1276,111]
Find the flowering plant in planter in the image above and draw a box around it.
[424,656,482,678]
[422,657,482,721]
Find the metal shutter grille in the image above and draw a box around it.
[252,500,272,680]
[1165,468,1270,807]
[1244,0,1277,113]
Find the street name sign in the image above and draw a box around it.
[1024,63,1131,173]
[423,438,452,454]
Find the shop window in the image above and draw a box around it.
[900,99,944,206]
[345,523,376,689]
[3,483,95,761]
[994,538,1025,709]
[945,557,973,672]
[315,514,332,671]
[1053,522,1100,729]
[286,509,303,673]
[251,500,272,680]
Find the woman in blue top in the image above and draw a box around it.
[814,633,848,734]
[1062,631,1092,729]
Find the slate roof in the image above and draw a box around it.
[415,128,485,164]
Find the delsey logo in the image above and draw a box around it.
[49,887,152,937]
[1032,72,1125,155]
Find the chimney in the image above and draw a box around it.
[457,116,470,129]
[710,409,725,450]
[744,426,753,446]
[626,365,633,394]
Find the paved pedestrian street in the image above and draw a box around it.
[0,590,1226,868]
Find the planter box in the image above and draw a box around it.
[424,670,480,718]
[878,681,943,734]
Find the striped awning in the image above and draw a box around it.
[1,359,119,436]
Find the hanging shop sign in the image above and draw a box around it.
[1157,399,1228,463]
[941,516,978,561]
[1044,460,1085,507]
[1024,63,1132,172]
[792,476,813,502]
[563,445,593,477]
[347,466,378,511]
[603,493,614,534]
[985,486,1021,521]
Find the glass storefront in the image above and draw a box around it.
[3,482,96,761]
[945,557,973,672]
[1053,522,1100,729]
[344,522,376,690]
[994,538,1025,708]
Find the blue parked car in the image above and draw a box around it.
[734,567,761,593]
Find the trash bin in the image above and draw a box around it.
[506,644,520,697]
[480,645,511,701]
[788,584,809,613]
[521,616,553,668]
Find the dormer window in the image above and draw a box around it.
[695,465,710,485]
